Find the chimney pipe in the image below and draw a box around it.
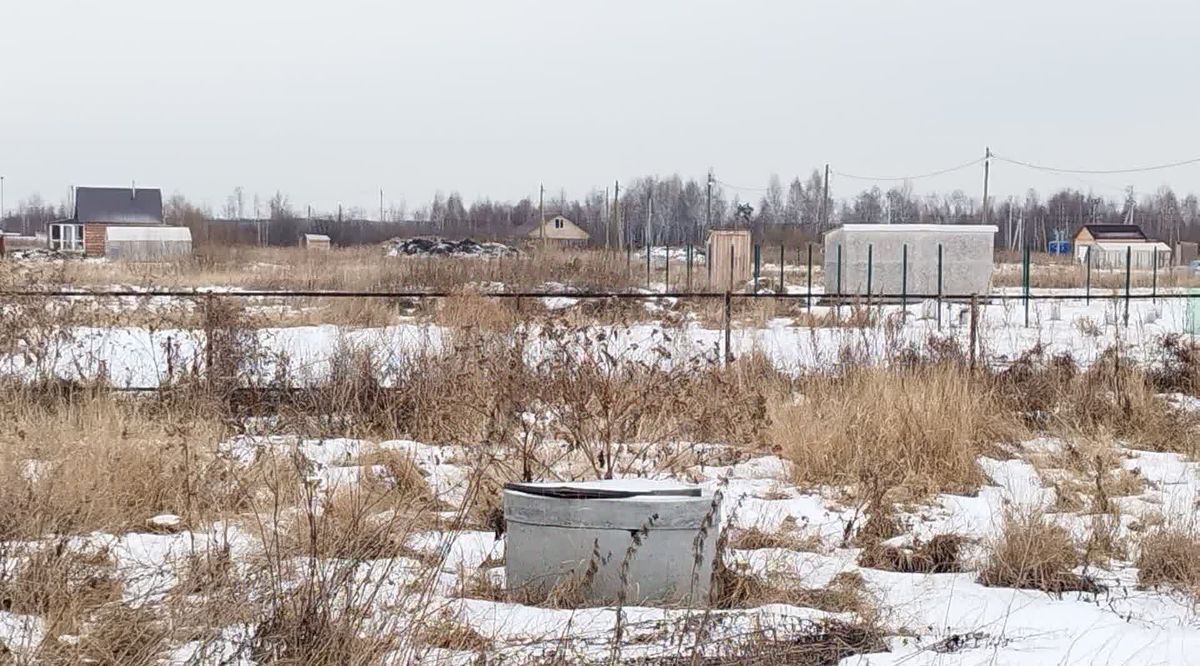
[131,180,136,199]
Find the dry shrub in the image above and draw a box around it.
[978,512,1100,594]
[1151,334,1200,395]
[358,449,439,508]
[1083,514,1127,565]
[777,364,1023,496]
[729,527,822,553]
[279,484,438,560]
[536,328,781,479]
[649,618,886,666]
[246,596,394,665]
[1064,350,1199,455]
[1036,437,1144,514]
[435,290,517,331]
[991,345,1078,427]
[997,345,1199,455]
[1136,529,1200,595]
[412,610,491,652]
[858,534,965,574]
[713,562,875,618]
[43,604,167,666]
[0,541,121,635]
[0,394,244,537]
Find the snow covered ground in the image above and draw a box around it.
[1,291,1196,388]
[4,288,1200,663]
[2,430,1199,663]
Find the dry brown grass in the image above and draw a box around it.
[776,364,1024,497]
[44,604,168,666]
[0,541,122,636]
[1136,529,1200,595]
[978,511,1100,594]
[0,393,246,538]
[411,610,492,653]
[994,258,1199,290]
[38,244,639,293]
[728,527,823,553]
[858,534,966,574]
[995,345,1200,456]
[1034,436,1144,514]
[712,562,876,618]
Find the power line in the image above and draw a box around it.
[994,154,1200,175]
[712,178,770,193]
[832,156,985,182]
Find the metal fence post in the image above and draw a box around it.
[664,242,671,293]
[836,244,843,314]
[204,293,215,392]
[729,244,735,294]
[686,244,692,293]
[752,244,761,294]
[1124,244,1132,326]
[723,289,733,366]
[1023,244,1030,328]
[969,293,979,371]
[901,243,908,311]
[866,244,874,306]
[937,243,943,330]
[646,242,652,290]
[1152,251,1158,302]
[1085,246,1092,305]
[806,243,813,311]
[779,245,785,294]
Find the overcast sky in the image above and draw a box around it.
[2,0,1198,214]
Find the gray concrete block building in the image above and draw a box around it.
[823,224,997,296]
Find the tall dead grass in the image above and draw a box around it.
[978,510,1100,594]
[775,363,1024,496]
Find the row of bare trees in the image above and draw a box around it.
[3,175,1199,250]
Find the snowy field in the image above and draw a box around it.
[3,432,1200,663]
[2,290,1196,388]
[3,289,1200,664]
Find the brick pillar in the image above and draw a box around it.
[84,224,106,257]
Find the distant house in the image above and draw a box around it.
[1073,223,1169,270]
[49,186,192,259]
[515,214,590,246]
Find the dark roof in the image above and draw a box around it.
[1079,224,1146,241]
[74,187,163,225]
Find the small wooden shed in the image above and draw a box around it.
[301,234,332,250]
[706,229,752,291]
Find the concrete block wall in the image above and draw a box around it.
[823,224,997,296]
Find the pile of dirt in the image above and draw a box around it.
[385,237,518,258]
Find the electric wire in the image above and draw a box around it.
[832,156,985,182]
[994,154,1200,175]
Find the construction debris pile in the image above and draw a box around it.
[385,237,519,258]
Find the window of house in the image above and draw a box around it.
[49,224,83,252]
[555,219,564,229]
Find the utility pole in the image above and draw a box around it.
[982,147,992,226]
[538,184,545,247]
[0,176,5,229]
[821,164,830,229]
